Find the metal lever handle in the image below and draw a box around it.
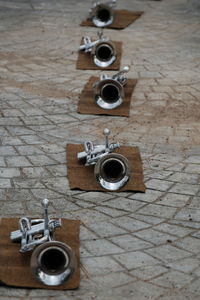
[80,36,109,52]
[10,199,61,252]
[77,128,120,166]
[104,128,110,151]
[42,198,49,238]
[112,66,130,85]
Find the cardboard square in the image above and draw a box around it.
[76,40,122,70]
[80,10,144,29]
[78,76,137,117]
[0,218,80,290]
[66,144,146,192]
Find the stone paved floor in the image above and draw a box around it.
[0,0,200,299]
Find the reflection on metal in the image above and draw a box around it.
[93,66,130,109]
[89,0,117,27]
[94,153,130,190]
[77,128,130,190]
[79,30,117,68]
[10,199,76,286]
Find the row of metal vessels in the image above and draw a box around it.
[10,1,132,288]
[78,0,131,191]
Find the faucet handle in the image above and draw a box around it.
[103,128,110,150]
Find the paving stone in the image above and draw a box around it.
[48,152,67,163]
[167,163,185,172]
[74,192,114,203]
[103,198,146,213]
[92,272,134,288]
[168,172,199,184]
[27,154,58,166]
[30,188,65,200]
[150,270,193,289]
[83,239,124,256]
[131,213,165,225]
[175,208,200,222]
[174,237,200,254]
[71,208,109,224]
[82,256,124,276]
[147,170,173,180]
[152,154,183,163]
[0,287,27,297]
[134,228,177,245]
[0,178,11,188]
[1,136,23,146]
[167,257,200,273]
[38,144,65,153]
[16,145,44,155]
[154,223,194,237]
[0,157,6,167]
[7,126,34,136]
[182,279,200,296]
[86,221,127,238]
[6,156,32,167]
[184,156,200,164]
[13,178,45,189]
[145,245,191,263]
[159,193,190,207]
[186,196,200,209]
[95,205,129,218]
[169,183,199,196]
[114,250,158,270]
[20,135,46,144]
[128,189,162,203]
[145,179,174,191]
[74,199,96,209]
[110,234,153,251]
[111,216,150,232]
[20,108,45,116]
[80,225,99,241]
[137,203,177,218]
[130,264,168,280]
[0,146,17,156]
[46,164,67,177]
[0,167,20,178]
[22,166,49,178]
[1,201,24,215]
[115,280,166,299]
[51,198,80,211]
[184,164,200,173]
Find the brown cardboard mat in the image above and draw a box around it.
[78,76,137,117]
[80,10,144,29]
[0,218,80,290]
[66,144,146,192]
[76,40,122,70]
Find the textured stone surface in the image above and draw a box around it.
[0,0,200,299]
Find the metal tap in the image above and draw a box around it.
[77,128,119,166]
[10,199,61,252]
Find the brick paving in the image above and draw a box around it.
[0,0,200,299]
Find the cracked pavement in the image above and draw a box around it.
[0,0,200,299]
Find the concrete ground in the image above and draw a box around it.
[0,0,200,299]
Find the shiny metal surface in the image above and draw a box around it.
[92,41,116,67]
[93,66,129,109]
[89,0,117,27]
[94,153,130,190]
[79,31,117,68]
[77,128,130,190]
[77,128,119,166]
[31,241,76,286]
[10,199,76,286]
[10,198,61,253]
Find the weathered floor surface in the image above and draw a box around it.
[0,0,200,299]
